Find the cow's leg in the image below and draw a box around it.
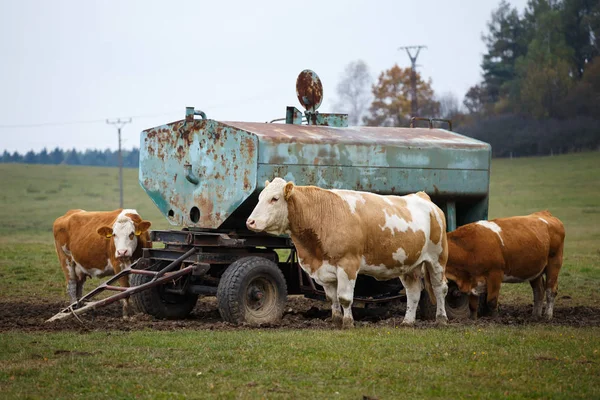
[544,251,563,320]
[75,275,86,300]
[322,281,342,328]
[400,274,422,325]
[424,260,448,324]
[485,271,503,318]
[115,265,134,318]
[469,294,479,320]
[65,260,79,304]
[58,251,78,304]
[67,279,78,304]
[337,259,358,329]
[529,275,545,318]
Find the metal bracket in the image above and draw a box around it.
[409,117,453,131]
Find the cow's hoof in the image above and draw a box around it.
[469,311,478,321]
[400,319,415,326]
[436,315,448,325]
[332,313,343,328]
[342,318,354,329]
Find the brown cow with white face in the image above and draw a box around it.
[53,209,152,318]
[246,178,449,328]
[445,211,565,320]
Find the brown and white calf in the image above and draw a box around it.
[246,178,449,328]
[53,209,152,317]
[445,211,565,320]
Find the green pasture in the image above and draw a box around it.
[0,152,599,399]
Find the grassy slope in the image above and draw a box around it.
[0,152,599,399]
[488,152,600,306]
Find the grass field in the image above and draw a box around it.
[0,152,599,399]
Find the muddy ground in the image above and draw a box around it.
[1,295,599,332]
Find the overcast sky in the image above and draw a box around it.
[0,0,529,153]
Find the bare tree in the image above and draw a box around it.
[334,60,372,125]
[437,91,462,119]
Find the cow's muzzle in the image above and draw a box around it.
[246,218,260,231]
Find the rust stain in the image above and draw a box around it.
[176,145,185,161]
[245,137,255,160]
[243,170,250,190]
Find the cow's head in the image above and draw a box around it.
[97,213,151,260]
[247,177,294,235]
[445,266,479,295]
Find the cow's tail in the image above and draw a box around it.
[423,265,437,305]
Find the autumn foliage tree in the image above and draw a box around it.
[363,65,440,127]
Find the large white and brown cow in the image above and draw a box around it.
[53,209,152,318]
[444,210,565,320]
[246,178,449,328]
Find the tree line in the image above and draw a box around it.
[0,148,140,168]
[335,0,600,157]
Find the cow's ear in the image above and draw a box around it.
[284,182,295,200]
[97,226,113,239]
[264,180,271,187]
[135,220,152,236]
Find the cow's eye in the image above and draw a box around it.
[129,233,134,240]
[270,196,279,203]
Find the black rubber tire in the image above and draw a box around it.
[418,280,471,321]
[217,256,287,325]
[130,261,199,319]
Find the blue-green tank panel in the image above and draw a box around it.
[139,119,258,228]
[256,166,489,196]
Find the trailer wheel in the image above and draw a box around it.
[217,256,287,325]
[418,280,470,321]
[130,261,199,319]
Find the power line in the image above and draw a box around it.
[0,111,180,129]
[0,118,107,128]
[106,118,132,209]
[398,45,427,117]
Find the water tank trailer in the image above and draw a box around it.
[48,70,492,324]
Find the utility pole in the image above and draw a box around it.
[106,118,132,209]
[398,45,427,117]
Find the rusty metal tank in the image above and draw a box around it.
[139,70,491,232]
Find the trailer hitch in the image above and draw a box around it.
[46,248,199,323]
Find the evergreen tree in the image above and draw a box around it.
[24,150,37,164]
[38,148,51,164]
[64,148,80,165]
[50,147,64,164]
[480,0,528,110]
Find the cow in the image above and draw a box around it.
[444,210,565,320]
[53,209,152,318]
[246,178,449,328]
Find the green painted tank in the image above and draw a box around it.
[139,71,491,232]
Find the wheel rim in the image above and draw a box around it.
[244,275,278,320]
